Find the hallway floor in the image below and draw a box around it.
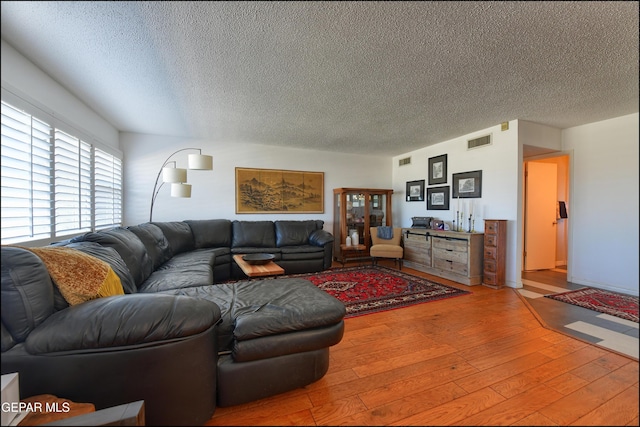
[520,268,638,360]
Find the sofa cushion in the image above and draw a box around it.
[1,247,55,349]
[70,227,154,289]
[63,242,137,294]
[24,294,220,354]
[185,219,232,249]
[274,220,320,247]
[279,245,324,260]
[232,221,276,248]
[162,278,345,356]
[138,266,214,293]
[152,221,195,255]
[128,223,172,270]
[156,248,217,270]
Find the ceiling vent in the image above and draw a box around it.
[398,157,411,166]
[467,134,492,150]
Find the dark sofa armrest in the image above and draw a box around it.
[309,229,334,247]
[24,294,221,354]
[309,229,335,270]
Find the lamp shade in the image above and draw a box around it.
[163,167,187,183]
[171,183,192,198]
[188,154,213,170]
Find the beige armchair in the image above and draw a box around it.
[369,227,403,269]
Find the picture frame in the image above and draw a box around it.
[428,154,447,185]
[426,185,450,210]
[406,179,425,202]
[452,170,482,198]
[235,167,324,213]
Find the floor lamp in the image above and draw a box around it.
[149,148,213,222]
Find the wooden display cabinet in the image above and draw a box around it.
[333,188,393,264]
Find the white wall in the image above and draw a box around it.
[519,120,563,152]
[563,113,639,296]
[392,121,521,287]
[1,39,119,149]
[120,132,392,231]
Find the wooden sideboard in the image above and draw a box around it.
[402,228,484,286]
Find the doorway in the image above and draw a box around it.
[523,154,570,277]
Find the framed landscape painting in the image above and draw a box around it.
[452,170,482,198]
[235,167,324,213]
[428,154,447,185]
[427,185,450,210]
[406,180,425,201]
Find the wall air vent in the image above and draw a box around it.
[398,157,411,166]
[467,134,492,150]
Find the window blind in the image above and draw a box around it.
[1,100,123,245]
[1,101,53,243]
[94,148,123,229]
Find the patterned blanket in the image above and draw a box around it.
[22,246,123,305]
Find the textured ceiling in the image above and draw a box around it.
[1,1,638,156]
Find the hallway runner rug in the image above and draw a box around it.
[545,287,639,323]
[288,265,470,318]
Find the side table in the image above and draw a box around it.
[16,395,144,426]
[338,244,369,266]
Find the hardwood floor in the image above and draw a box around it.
[206,261,639,426]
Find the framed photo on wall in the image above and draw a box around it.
[452,170,482,198]
[406,180,425,201]
[427,185,450,210]
[428,154,447,185]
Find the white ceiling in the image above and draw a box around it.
[1,1,638,156]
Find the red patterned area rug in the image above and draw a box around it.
[289,265,471,318]
[545,287,639,323]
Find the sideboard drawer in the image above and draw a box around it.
[485,234,497,247]
[483,272,497,286]
[433,258,468,275]
[484,246,497,260]
[433,247,468,264]
[485,221,500,234]
[484,260,497,273]
[432,236,468,253]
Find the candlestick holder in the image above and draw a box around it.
[467,215,472,233]
[471,218,475,233]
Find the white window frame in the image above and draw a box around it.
[1,92,123,246]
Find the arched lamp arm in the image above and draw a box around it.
[149,148,203,222]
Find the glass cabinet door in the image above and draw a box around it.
[368,193,387,227]
[346,192,365,245]
[333,188,393,263]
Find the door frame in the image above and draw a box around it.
[520,150,572,280]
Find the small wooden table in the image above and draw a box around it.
[338,244,370,267]
[18,395,144,426]
[233,254,285,278]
